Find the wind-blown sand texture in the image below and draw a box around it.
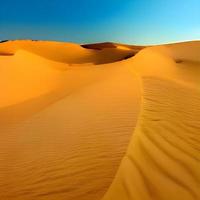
[0,40,199,200]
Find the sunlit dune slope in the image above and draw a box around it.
[103,41,200,200]
[0,40,200,200]
[0,40,141,200]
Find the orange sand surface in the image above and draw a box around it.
[0,40,199,200]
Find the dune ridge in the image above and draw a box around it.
[103,76,200,200]
[0,40,141,65]
[0,40,199,200]
[103,43,200,200]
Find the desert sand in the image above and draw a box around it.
[0,40,199,200]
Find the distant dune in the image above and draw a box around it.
[0,40,143,65]
[0,40,199,200]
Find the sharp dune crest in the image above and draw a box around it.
[103,42,200,200]
[0,40,199,200]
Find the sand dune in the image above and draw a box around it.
[103,43,200,200]
[103,77,200,200]
[0,40,199,200]
[0,40,140,65]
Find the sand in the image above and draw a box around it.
[0,40,199,200]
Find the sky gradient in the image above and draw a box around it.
[0,0,200,45]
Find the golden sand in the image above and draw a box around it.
[0,40,199,200]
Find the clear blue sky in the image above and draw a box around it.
[0,0,200,45]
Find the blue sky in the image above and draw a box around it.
[0,0,200,44]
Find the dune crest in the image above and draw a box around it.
[103,77,200,200]
[103,42,200,200]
